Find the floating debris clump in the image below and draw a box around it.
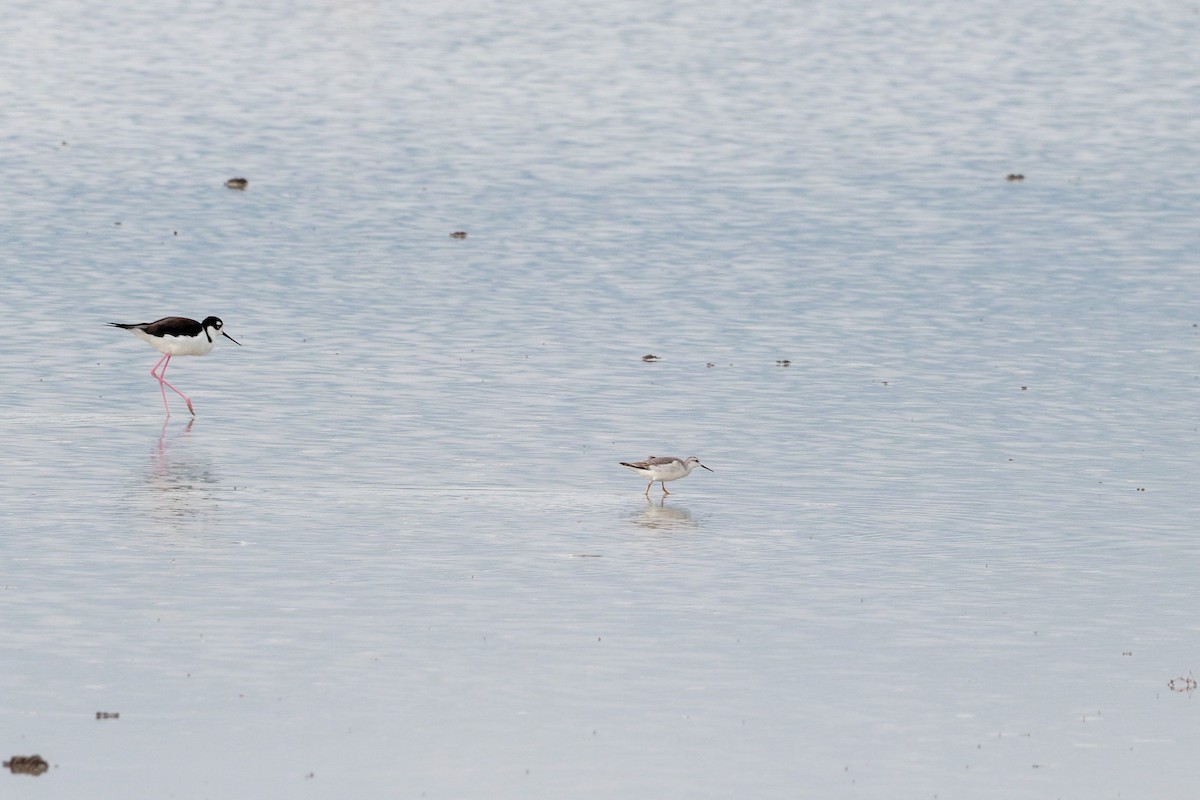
[4,755,49,776]
[1168,674,1197,693]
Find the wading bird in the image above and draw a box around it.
[109,315,240,416]
[619,455,713,496]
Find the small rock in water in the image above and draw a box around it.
[449,231,468,239]
[776,359,791,367]
[95,711,120,720]
[642,354,660,362]
[225,177,248,190]
[1006,173,1025,182]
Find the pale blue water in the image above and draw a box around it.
[3,0,1200,797]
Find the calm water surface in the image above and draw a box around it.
[2,1,1200,797]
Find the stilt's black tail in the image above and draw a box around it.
[108,322,140,329]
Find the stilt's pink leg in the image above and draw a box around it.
[157,355,195,416]
[149,354,171,416]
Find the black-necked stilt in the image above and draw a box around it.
[109,316,241,416]
[619,456,713,496]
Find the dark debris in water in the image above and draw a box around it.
[449,231,468,239]
[1168,674,1197,693]
[95,711,120,720]
[1006,173,1025,182]
[4,755,49,776]
[642,354,660,362]
[225,177,248,190]
[776,359,791,367]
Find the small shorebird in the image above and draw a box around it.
[109,316,241,416]
[619,455,713,496]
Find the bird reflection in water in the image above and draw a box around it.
[148,419,220,521]
[155,417,193,458]
[630,497,698,531]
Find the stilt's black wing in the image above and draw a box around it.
[108,317,203,336]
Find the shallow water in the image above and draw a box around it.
[3,0,1200,797]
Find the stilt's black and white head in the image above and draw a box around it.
[202,316,241,345]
